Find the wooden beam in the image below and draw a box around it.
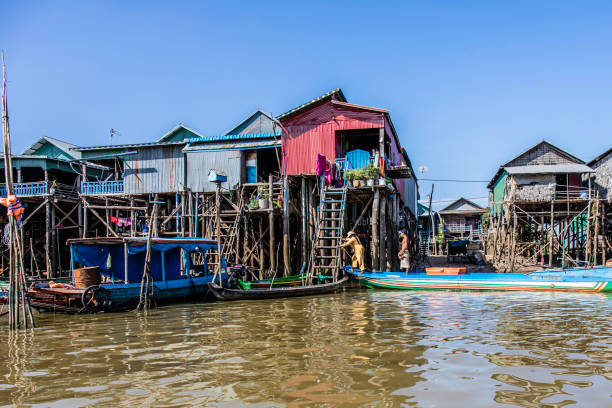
[20,198,48,227]
[86,205,120,238]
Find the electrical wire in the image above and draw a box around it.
[418,178,489,183]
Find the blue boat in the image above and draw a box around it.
[345,266,612,293]
[29,237,228,313]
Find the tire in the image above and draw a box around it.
[81,285,110,313]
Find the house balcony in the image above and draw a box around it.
[81,180,124,195]
[513,184,590,202]
[445,224,483,237]
[336,150,376,171]
[0,181,49,197]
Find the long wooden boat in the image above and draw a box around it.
[236,274,332,289]
[345,267,612,293]
[208,277,348,301]
[236,274,305,289]
[28,237,228,313]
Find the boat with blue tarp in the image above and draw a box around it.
[28,237,228,312]
[345,266,612,293]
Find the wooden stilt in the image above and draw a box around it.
[372,188,380,270]
[379,193,387,271]
[549,201,554,267]
[282,176,290,276]
[258,217,264,279]
[268,175,276,274]
[301,177,307,267]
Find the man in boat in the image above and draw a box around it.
[339,231,366,271]
[398,230,410,274]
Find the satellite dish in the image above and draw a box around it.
[419,166,428,174]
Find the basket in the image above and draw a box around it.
[74,266,101,288]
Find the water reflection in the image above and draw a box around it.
[0,290,610,407]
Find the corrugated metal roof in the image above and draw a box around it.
[277,88,346,119]
[157,124,205,142]
[504,164,594,175]
[184,139,280,152]
[588,147,612,167]
[224,110,276,135]
[187,132,281,144]
[22,136,81,159]
[74,140,186,152]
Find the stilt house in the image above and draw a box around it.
[486,140,604,270]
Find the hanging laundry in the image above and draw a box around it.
[324,159,332,185]
[110,216,132,227]
[316,153,326,176]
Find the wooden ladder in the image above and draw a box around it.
[306,185,347,282]
[209,192,245,270]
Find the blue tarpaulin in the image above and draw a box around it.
[71,239,221,283]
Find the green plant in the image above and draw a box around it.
[343,171,355,181]
[364,165,379,179]
[353,169,366,180]
[257,185,269,200]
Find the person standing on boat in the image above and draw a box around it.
[340,231,366,271]
[398,230,410,273]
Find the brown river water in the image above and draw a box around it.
[0,289,610,407]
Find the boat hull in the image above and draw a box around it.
[208,277,348,301]
[29,274,226,313]
[346,268,612,293]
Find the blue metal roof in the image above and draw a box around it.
[187,131,281,144]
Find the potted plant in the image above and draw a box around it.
[364,165,378,187]
[343,170,356,187]
[257,185,269,209]
[248,195,259,209]
[355,169,367,187]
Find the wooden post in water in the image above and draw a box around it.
[268,175,276,274]
[379,193,387,271]
[549,201,554,267]
[258,217,264,279]
[372,188,380,270]
[214,181,222,284]
[282,176,290,277]
[301,177,307,267]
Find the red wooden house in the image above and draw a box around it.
[278,88,418,217]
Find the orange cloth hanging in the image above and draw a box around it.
[0,195,24,221]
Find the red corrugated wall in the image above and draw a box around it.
[281,100,384,175]
[280,97,412,204]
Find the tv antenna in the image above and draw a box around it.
[110,128,121,145]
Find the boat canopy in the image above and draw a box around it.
[69,237,222,283]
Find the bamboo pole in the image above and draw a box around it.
[2,53,34,329]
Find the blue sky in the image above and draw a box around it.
[2,1,611,208]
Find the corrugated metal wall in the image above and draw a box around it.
[124,145,185,194]
[403,177,417,217]
[281,101,385,175]
[186,150,243,192]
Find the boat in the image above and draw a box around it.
[236,274,306,289]
[28,237,228,313]
[208,277,348,301]
[345,266,612,293]
[235,273,332,289]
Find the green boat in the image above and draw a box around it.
[236,274,333,290]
